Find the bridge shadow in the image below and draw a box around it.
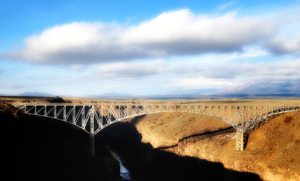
[127,114,147,126]
[155,126,235,150]
[96,122,263,181]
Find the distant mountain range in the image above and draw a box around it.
[3,81,300,99]
[215,81,300,96]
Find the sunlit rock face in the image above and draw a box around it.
[96,122,262,181]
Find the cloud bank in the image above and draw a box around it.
[1,9,276,64]
[93,55,300,89]
[164,58,300,89]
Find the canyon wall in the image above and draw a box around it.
[127,111,300,181]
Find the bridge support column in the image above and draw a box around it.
[89,134,95,157]
[89,105,95,157]
[236,131,244,151]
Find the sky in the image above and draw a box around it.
[0,0,300,97]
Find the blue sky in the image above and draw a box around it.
[1,0,300,97]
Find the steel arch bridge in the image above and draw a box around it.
[13,103,300,153]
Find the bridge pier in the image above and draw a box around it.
[236,131,245,151]
[89,105,95,157]
[89,134,95,157]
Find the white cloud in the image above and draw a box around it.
[92,51,300,90]
[0,84,25,89]
[103,84,138,89]
[122,9,274,55]
[0,9,276,64]
[164,58,300,89]
[69,65,85,72]
[265,32,300,54]
[220,46,268,62]
[97,59,166,79]
[182,59,300,79]
[216,1,236,10]
[165,77,238,89]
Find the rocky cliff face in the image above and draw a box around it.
[127,111,300,181]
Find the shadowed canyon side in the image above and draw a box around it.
[127,111,300,181]
[2,101,262,181]
[1,103,122,181]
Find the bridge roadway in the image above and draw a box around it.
[13,102,300,154]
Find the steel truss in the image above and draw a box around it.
[14,103,300,151]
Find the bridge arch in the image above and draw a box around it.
[14,103,300,152]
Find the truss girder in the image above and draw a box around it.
[14,103,300,135]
